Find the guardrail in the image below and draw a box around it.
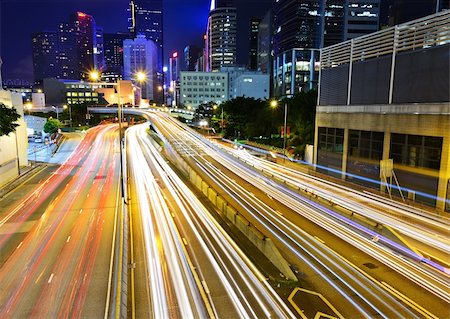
[321,10,450,68]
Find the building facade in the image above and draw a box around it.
[345,0,380,40]
[128,0,163,71]
[58,12,101,80]
[272,0,381,97]
[257,10,273,75]
[249,17,261,70]
[32,32,59,84]
[43,78,140,106]
[123,35,158,100]
[103,33,129,83]
[315,11,450,211]
[0,59,28,186]
[184,45,201,71]
[180,71,228,108]
[233,73,270,100]
[206,0,237,71]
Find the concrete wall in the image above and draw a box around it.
[0,90,29,187]
[188,167,297,280]
[315,110,450,210]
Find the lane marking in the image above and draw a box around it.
[266,194,273,200]
[201,281,210,294]
[79,209,83,214]
[380,281,439,319]
[66,236,71,243]
[48,273,54,283]
[16,241,23,249]
[314,236,325,244]
[182,238,188,246]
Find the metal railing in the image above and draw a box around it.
[320,10,450,69]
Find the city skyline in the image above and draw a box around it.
[1,0,272,82]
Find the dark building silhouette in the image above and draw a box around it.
[103,33,129,82]
[388,0,449,26]
[184,45,201,71]
[248,17,261,70]
[58,12,101,80]
[32,32,59,84]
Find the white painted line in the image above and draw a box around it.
[87,193,90,198]
[314,236,325,244]
[48,273,54,283]
[16,241,23,249]
[266,194,273,200]
[182,238,188,246]
[79,209,83,214]
[201,281,210,294]
[66,236,71,243]
[275,210,283,216]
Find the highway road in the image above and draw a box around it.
[147,111,450,319]
[127,123,296,318]
[0,125,120,318]
[223,144,450,268]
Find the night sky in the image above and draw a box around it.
[0,0,272,82]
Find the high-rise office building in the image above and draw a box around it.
[184,45,201,71]
[128,0,163,70]
[32,32,59,84]
[206,0,237,71]
[345,0,380,40]
[103,33,129,83]
[123,35,158,100]
[58,12,99,80]
[257,10,272,75]
[388,0,449,26]
[273,0,380,96]
[95,26,105,72]
[248,17,261,71]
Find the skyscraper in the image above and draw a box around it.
[103,33,129,83]
[58,12,99,80]
[184,45,201,71]
[128,0,163,70]
[206,0,237,71]
[95,26,105,72]
[257,10,273,75]
[345,1,380,40]
[388,0,449,26]
[32,32,59,84]
[248,18,261,71]
[123,35,158,100]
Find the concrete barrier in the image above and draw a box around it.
[225,205,237,223]
[216,196,226,215]
[169,146,297,281]
[208,188,217,206]
[201,181,209,196]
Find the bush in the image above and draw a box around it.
[44,118,61,134]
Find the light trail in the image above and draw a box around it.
[127,124,296,318]
[148,112,449,317]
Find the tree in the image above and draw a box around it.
[44,118,61,134]
[0,103,21,136]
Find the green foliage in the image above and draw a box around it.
[221,91,318,157]
[0,103,21,136]
[44,118,61,134]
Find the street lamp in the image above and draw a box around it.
[24,102,33,115]
[213,104,224,136]
[135,71,147,83]
[270,97,291,157]
[51,105,60,120]
[63,104,72,127]
[89,70,100,82]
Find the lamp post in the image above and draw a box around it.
[24,102,33,115]
[63,104,72,127]
[270,96,291,158]
[213,104,224,135]
[51,105,60,120]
